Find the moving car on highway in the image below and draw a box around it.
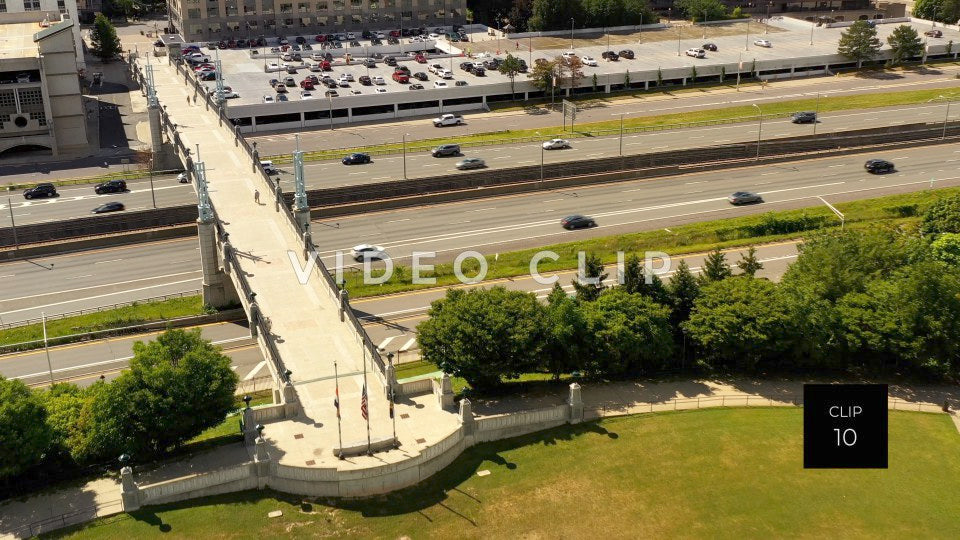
[561,215,597,230]
[455,157,486,170]
[351,244,388,262]
[791,111,817,124]
[542,139,571,150]
[431,144,461,157]
[92,202,125,214]
[864,159,895,174]
[342,153,372,165]
[754,39,772,47]
[23,183,57,199]
[94,179,127,194]
[728,191,763,205]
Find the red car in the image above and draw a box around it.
[300,79,315,89]
[392,70,409,83]
[320,60,331,70]
[227,39,237,48]
[281,44,290,51]
[315,34,327,42]
[389,30,400,37]
[415,53,427,63]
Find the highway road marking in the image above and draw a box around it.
[0,277,202,316]
[378,336,397,349]
[543,198,565,203]
[0,274,14,279]
[828,164,845,168]
[761,172,779,175]
[1,271,202,303]
[400,338,417,351]
[687,190,703,194]
[244,360,269,380]
[470,207,495,212]
[685,181,706,185]
[386,218,410,223]
[94,259,124,264]
[64,274,93,280]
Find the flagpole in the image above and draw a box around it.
[363,344,372,455]
[334,358,344,460]
[389,352,397,446]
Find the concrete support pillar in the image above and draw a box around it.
[148,105,163,155]
[253,437,271,489]
[242,405,256,445]
[282,381,299,417]
[295,208,311,232]
[644,80,649,90]
[437,374,454,410]
[604,84,611,93]
[459,397,475,435]
[568,382,584,424]
[249,299,260,338]
[120,466,141,511]
[385,361,397,399]
[197,220,238,308]
[682,77,687,86]
[339,288,348,322]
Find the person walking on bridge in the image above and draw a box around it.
[254,189,260,204]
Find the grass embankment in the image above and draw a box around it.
[345,187,958,299]
[269,86,960,163]
[2,167,182,191]
[52,408,960,539]
[0,296,208,349]
[180,391,275,453]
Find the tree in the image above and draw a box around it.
[736,246,764,277]
[499,54,524,98]
[621,253,670,304]
[731,6,744,18]
[622,0,657,26]
[683,277,793,370]
[507,0,534,33]
[543,283,586,379]
[592,73,598,92]
[418,287,546,390]
[913,0,960,23]
[73,330,237,461]
[690,65,698,83]
[90,14,122,63]
[668,259,700,327]
[572,252,608,301]
[529,0,578,31]
[42,383,91,466]
[837,20,882,68]
[699,247,732,284]
[676,0,727,22]
[528,58,559,100]
[921,194,960,235]
[656,67,663,86]
[0,377,52,479]
[887,25,924,66]
[558,54,585,91]
[931,233,960,265]
[582,289,675,376]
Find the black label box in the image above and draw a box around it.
[803,384,888,469]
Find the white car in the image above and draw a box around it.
[542,138,571,150]
[434,80,448,88]
[300,90,314,99]
[351,244,387,262]
[372,75,386,84]
[375,87,387,93]
[685,48,706,58]
[339,73,354,82]
[311,52,325,60]
[754,39,772,48]
[262,95,275,103]
[441,69,453,79]
[216,89,239,99]
[581,56,597,66]
[429,32,441,39]
[375,32,386,39]
[561,51,577,60]
[346,32,356,40]
[265,62,283,72]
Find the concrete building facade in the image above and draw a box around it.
[0,0,84,69]
[166,0,468,42]
[0,18,88,157]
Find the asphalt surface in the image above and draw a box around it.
[3,100,958,226]
[3,143,958,324]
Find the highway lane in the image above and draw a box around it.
[248,64,960,154]
[0,322,266,388]
[2,101,958,225]
[0,237,202,325]
[4,143,959,322]
[312,144,960,268]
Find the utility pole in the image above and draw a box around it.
[6,197,18,250]
[813,92,821,136]
[148,157,157,208]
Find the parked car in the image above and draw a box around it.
[215,88,239,99]
[702,43,718,51]
[685,48,706,58]
[791,111,817,124]
[372,75,386,84]
[392,71,409,83]
[455,80,468,86]
[263,95,275,103]
[434,80,448,88]
[865,159,895,174]
[618,49,635,59]
[300,79,315,89]
[413,71,429,81]
[561,215,596,230]
[92,202,125,214]
[94,179,127,194]
[375,87,387,93]
[198,71,217,81]
[342,153,372,165]
[300,90,314,99]
[601,50,619,61]
[384,56,397,66]
[409,83,425,90]
[581,56,598,66]
[284,76,296,86]
[471,66,486,76]
[727,191,763,205]
[23,183,57,199]
[456,157,486,170]
[754,39,772,48]
[276,94,289,101]
[275,84,288,93]
[415,54,427,63]
[431,143,461,157]
[286,65,298,74]
[561,51,577,60]
[351,244,387,262]
[363,58,377,68]
[440,69,454,79]
[325,90,339,97]
[925,29,943,38]
[542,138,571,150]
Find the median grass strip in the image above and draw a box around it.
[53,409,960,539]
[2,168,183,191]
[268,86,960,163]
[0,295,208,349]
[344,186,959,299]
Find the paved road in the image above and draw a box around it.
[3,143,958,323]
[248,64,960,154]
[3,100,958,226]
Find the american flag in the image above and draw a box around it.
[334,386,340,419]
[389,388,395,419]
[360,383,368,421]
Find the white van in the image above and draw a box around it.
[260,161,279,175]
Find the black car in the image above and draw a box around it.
[483,58,501,70]
[561,215,596,230]
[94,179,127,194]
[342,153,371,165]
[460,61,474,71]
[471,66,486,76]
[702,43,718,51]
[359,75,372,85]
[384,56,397,66]
[295,36,306,44]
[92,202,125,213]
[413,72,428,81]
[728,191,763,205]
[601,50,619,61]
[791,111,817,124]
[23,183,58,199]
[618,49,635,59]
[865,159,894,174]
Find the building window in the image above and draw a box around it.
[332,0,343,8]
[243,1,256,13]
[187,8,201,18]
[0,90,16,114]
[0,0,7,13]
[17,88,44,112]
[351,14,361,23]
[280,2,292,13]
[317,15,327,25]
[282,18,294,28]
[24,0,41,10]
[262,0,274,14]
[350,0,361,8]
[57,0,66,13]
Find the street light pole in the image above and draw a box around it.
[42,312,54,384]
[813,92,821,136]
[702,10,707,40]
[943,100,951,140]
[6,197,18,250]
[677,24,682,56]
[570,18,575,51]
[745,19,750,50]
[752,103,762,160]
[639,13,643,43]
[537,131,544,184]
[149,158,157,208]
[402,132,409,179]
[328,95,333,130]
[765,3,771,34]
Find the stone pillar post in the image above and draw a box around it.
[197,220,238,308]
[459,397,475,435]
[339,288,348,322]
[253,437,271,489]
[242,404,256,445]
[120,466,141,511]
[568,382,584,424]
[296,207,311,232]
[249,299,260,338]
[385,361,397,399]
[301,227,312,260]
[282,381,299,417]
[437,374,454,410]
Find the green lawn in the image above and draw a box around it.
[0,296,209,350]
[269,86,960,163]
[52,409,960,539]
[345,186,958,298]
